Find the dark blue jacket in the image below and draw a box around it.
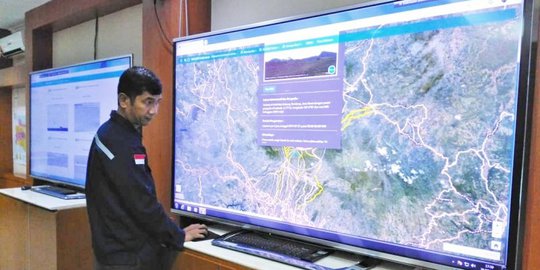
[86,110,185,265]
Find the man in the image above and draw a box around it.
[86,66,207,270]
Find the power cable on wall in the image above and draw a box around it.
[94,15,99,60]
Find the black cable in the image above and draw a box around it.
[94,15,99,60]
[154,0,173,52]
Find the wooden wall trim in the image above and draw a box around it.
[182,0,211,37]
[0,89,13,175]
[0,65,26,88]
[521,30,540,268]
[25,0,141,33]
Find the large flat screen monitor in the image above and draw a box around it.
[30,55,132,189]
[172,0,536,269]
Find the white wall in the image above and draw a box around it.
[53,4,142,67]
[52,1,365,67]
[211,0,368,31]
[52,20,95,66]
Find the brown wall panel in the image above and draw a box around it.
[28,206,57,270]
[0,65,26,88]
[56,208,93,270]
[521,29,540,269]
[0,173,25,188]
[0,194,28,270]
[0,88,13,175]
[0,194,93,270]
[142,0,210,217]
[183,0,211,36]
[176,249,251,270]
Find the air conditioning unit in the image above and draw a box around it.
[0,31,25,58]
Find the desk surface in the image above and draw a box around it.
[184,226,412,270]
[0,188,416,269]
[0,187,86,211]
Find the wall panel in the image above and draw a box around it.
[141,0,210,220]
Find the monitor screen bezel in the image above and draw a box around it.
[170,0,537,269]
[29,54,133,190]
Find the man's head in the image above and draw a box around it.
[117,66,163,129]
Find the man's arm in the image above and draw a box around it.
[98,141,187,248]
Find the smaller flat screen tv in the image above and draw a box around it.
[30,55,132,189]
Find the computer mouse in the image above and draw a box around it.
[192,230,220,242]
[21,185,32,190]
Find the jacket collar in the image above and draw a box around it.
[110,110,143,136]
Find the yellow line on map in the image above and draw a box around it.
[306,176,324,203]
[342,106,374,131]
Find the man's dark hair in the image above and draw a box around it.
[118,66,162,102]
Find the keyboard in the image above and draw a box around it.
[38,185,77,195]
[214,230,332,262]
[31,185,85,200]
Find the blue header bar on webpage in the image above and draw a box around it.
[31,57,130,81]
[176,8,516,65]
[201,0,464,45]
[31,70,125,88]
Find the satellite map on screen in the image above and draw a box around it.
[174,8,520,263]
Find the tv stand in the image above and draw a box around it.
[0,187,90,269]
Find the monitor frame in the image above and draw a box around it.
[171,1,537,269]
[29,54,133,190]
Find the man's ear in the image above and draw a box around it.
[118,93,130,109]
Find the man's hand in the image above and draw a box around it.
[183,223,208,242]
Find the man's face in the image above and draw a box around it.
[120,91,163,129]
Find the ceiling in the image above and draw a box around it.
[0,0,50,31]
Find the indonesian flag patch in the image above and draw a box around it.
[134,154,146,165]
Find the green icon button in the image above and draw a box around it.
[328,65,336,74]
